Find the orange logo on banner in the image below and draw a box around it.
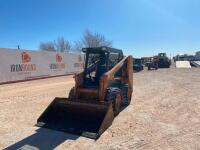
[50,54,65,70]
[56,54,62,62]
[11,51,36,73]
[22,52,31,63]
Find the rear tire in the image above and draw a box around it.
[68,87,75,99]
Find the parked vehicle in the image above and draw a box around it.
[133,58,143,72]
[147,57,158,70]
[157,53,171,68]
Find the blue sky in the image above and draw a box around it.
[0,0,200,57]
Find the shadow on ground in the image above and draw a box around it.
[4,128,79,150]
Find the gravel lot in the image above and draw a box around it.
[0,68,200,150]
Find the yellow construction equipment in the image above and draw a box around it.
[37,47,133,139]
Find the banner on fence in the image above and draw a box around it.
[0,48,84,83]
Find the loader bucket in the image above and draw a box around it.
[36,97,114,139]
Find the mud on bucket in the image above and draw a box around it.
[36,97,114,139]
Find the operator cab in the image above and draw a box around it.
[82,47,123,88]
[158,53,167,57]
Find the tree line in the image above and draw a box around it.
[39,30,112,53]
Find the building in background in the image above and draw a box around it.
[173,51,200,62]
[195,51,200,60]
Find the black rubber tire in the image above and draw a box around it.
[68,87,75,99]
[105,88,122,116]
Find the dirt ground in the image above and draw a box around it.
[0,68,200,150]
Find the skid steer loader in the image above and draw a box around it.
[37,47,133,139]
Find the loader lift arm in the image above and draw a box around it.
[99,56,133,102]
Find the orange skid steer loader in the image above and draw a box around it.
[37,47,133,139]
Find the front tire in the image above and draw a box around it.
[106,88,122,116]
